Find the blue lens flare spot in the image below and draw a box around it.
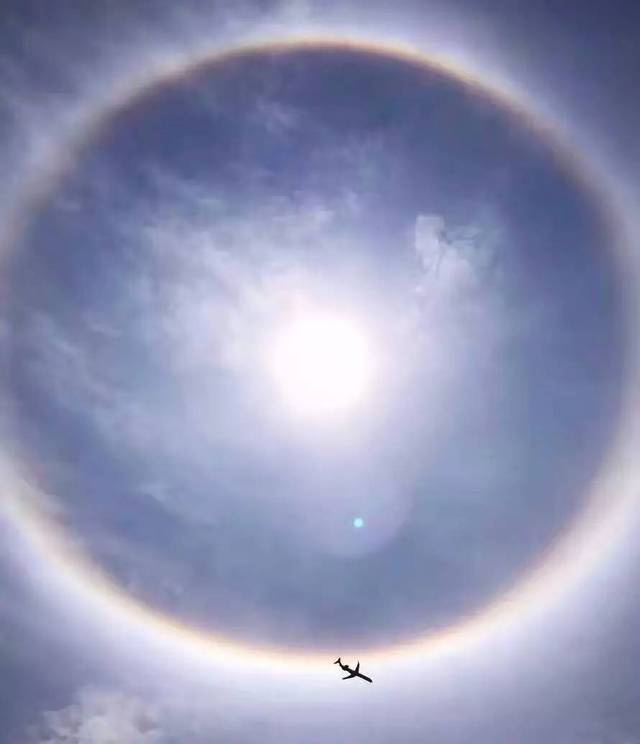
[353,517,364,529]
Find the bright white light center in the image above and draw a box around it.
[268,310,375,420]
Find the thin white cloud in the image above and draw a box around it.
[27,688,163,744]
[413,210,504,308]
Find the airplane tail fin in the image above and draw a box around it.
[333,658,341,665]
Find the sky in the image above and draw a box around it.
[1,1,640,742]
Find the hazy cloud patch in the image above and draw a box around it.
[27,688,163,744]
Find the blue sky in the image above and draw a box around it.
[1,1,640,742]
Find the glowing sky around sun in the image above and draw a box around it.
[267,308,377,420]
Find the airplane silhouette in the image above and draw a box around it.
[333,658,373,683]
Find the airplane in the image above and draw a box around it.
[333,658,373,683]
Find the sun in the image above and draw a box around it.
[267,308,377,420]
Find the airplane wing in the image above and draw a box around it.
[343,671,357,679]
[355,662,360,674]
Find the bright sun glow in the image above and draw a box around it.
[267,309,376,420]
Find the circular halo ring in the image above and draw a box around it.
[3,36,639,672]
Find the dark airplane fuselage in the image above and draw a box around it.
[336,661,373,683]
